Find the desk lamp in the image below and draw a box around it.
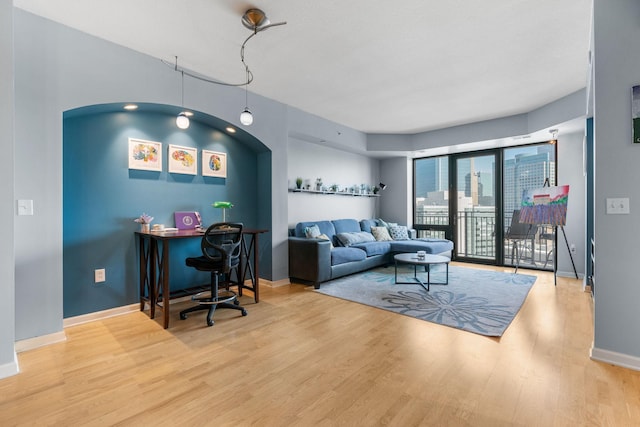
[212,201,233,222]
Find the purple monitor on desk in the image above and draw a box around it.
[174,211,202,230]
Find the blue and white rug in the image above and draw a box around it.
[315,265,536,336]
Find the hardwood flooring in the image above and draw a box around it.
[2,263,640,426]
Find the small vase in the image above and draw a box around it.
[141,223,150,233]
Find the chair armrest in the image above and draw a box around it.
[288,237,332,285]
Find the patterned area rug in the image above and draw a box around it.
[314,265,536,336]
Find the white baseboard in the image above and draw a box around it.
[0,352,19,379]
[15,331,67,353]
[63,303,140,328]
[591,346,640,372]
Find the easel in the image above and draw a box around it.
[542,178,579,285]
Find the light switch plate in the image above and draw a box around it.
[606,197,630,214]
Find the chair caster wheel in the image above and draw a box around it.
[241,309,248,316]
[207,319,214,326]
[180,313,187,320]
[234,299,240,305]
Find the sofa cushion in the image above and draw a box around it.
[351,241,391,257]
[331,247,367,266]
[332,218,362,234]
[390,238,454,255]
[295,221,336,239]
[359,219,380,233]
[388,225,410,240]
[371,226,393,241]
[378,218,398,228]
[336,231,376,247]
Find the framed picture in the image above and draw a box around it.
[128,138,162,171]
[202,150,227,178]
[168,144,197,175]
[633,85,640,143]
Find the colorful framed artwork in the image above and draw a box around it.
[168,144,197,175]
[519,185,570,226]
[202,150,227,178]
[633,85,640,143]
[128,138,162,171]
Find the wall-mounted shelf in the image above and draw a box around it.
[289,188,380,197]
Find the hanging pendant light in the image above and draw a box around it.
[164,10,286,128]
[240,68,253,126]
[240,108,253,126]
[176,112,190,129]
[176,68,190,129]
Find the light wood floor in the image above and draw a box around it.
[3,263,640,426]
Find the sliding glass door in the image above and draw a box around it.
[414,142,556,270]
[453,152,498,262]
[502,145,556,268]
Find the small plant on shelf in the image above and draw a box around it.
[329,184,338,192]
[295,177,303,189]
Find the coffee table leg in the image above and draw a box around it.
[395,261,430,292]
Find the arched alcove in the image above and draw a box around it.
[62,103,271,318]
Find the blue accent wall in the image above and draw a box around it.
[63,109,265,317]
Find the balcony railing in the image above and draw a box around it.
[415,211,554,270]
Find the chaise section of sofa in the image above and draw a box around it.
[288,218,453,289]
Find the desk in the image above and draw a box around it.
[136,227,267,328]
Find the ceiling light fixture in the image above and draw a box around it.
[175,66,190,129]
[163,8,285,127]
[549,129,558,144]
[240,68,253,126]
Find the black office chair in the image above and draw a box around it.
[179,222,247,326]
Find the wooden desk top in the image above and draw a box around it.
[135,227,268,240]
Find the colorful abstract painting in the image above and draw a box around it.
[519,185,569,226]
[202,150,227,178]
[168,144,197,175]
[128,138,162,171]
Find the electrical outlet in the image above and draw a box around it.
[95,268,106,283]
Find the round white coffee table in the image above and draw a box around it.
[394,253,450,292]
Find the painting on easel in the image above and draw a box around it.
[519,185,569,226]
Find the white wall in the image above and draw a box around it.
[287,138,380,226]
[557,131,586,277]
[591,0,640,366]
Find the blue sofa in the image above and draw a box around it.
[288,218,453,288]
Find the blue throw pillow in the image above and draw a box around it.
[388,225,409,240]
[304,224,321,238]
[336,231,376,247]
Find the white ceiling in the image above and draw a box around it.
[14,0,592,135]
